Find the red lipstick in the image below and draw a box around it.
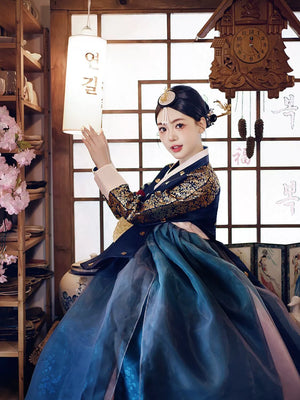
[171,145,182,153]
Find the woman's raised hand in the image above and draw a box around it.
[81,126,111,169]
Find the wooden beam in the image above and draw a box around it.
[50,0,219,11]
[50,0,300,12]
[50,10,74,316]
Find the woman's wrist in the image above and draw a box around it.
[93,159,111,170]
[93,164,126,198]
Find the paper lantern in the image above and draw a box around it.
[63,32,107,134]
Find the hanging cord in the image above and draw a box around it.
[82,0,92,33]
[254,92,264,143]
[87,0,91,29]
[234,91,239,113]
[249,91,252,135]
[238,91,247,139]
[246,92,255,158]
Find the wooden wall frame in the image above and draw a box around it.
[50,9,72,315]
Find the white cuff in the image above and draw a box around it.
[94,163,127,199]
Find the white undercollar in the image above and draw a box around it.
[154,147,209,189]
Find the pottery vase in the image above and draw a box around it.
[59,258,98,313]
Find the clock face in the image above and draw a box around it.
[233,28,269,64]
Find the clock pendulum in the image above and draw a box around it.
[238,92,247,140]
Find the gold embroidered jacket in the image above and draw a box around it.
[81,154,221,270]
[109,163,220,226]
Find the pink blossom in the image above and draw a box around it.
[0,106,22,149]
[0,252,17,281]
[0,106,33,215]
[0,218,12,232]
[0,181,30,215]
[4,254,17,265]
[0,155,8,166]
[0,106,22,134]
[0,253,17,283]
[0,105,9,118]
[13,148,36,166]
[0,121,8,134]
[0,163,19,192]
[0,128,17,151]
[0,106,30,283]
[0,266,6,274]
[0,272,7,283]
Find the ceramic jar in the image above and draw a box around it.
[59,257,98,314]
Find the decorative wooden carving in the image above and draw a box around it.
[197,0,300,99]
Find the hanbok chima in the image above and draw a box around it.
[26,149,300,400]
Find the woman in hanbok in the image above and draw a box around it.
[26,85,300,400]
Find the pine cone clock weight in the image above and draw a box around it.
[246,136,256,159]
[254,118,264,143]
[238,118,264,159]
[238,118,247,139]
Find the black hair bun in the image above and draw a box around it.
[208,113,217,124]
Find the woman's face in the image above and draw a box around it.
[157,107,206,164]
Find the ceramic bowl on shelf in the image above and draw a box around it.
[5,231,31,242]
[24,50,42,62]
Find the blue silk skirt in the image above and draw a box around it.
[25,223,300,400]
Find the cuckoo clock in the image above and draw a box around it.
[197,0,300,99]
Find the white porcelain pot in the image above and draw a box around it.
[59,259,97,314]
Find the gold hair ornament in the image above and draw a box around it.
[158,88,176,106]
[213,100,231,118]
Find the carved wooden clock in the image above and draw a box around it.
[197,0,300,99]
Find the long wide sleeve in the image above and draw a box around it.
[108,164,220,224]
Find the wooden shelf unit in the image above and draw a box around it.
[0,44,42,72]
[0,0,42,34]
[0,279,44,307]
[5,234,46,255]
[0,96,43,113]
[0,1,51,399]
[0,341,19,358]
